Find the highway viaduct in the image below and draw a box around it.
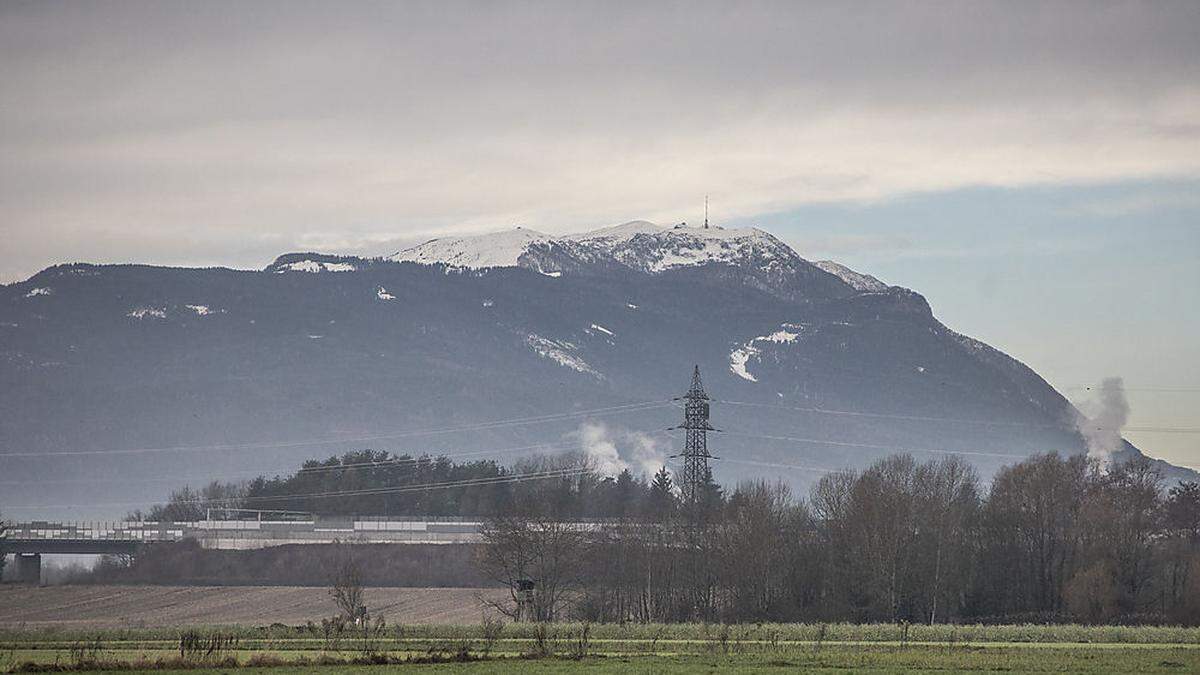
[1,518,485,584]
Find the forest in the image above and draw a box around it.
[137,450,1200,625]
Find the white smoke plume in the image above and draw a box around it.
[574,422,625,476]
[627,431,669,478]
[571,421,668,478]
[1074,377,1130,465]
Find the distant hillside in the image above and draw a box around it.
[2,222,1191,518]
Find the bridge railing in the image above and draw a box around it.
[5,521,189,542]
[4,519,486,543]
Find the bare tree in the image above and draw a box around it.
[1163,482,1200,622]
[916,456,980,624]
[476,454,594,621]
[719,480,795,620]
[145,481,247,522]
[838,454,921,622]
[980,452,1094,617]
[477,512,591,621]
[329,547,367,623]
[0,508,8,580]
[1080,458,1163,616]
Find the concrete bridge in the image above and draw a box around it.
[1,518,485,583]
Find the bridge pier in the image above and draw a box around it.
[14,553,41,585]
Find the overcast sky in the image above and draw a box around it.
[1,1,1197,465]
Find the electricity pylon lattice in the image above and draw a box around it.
[677,365,715,509]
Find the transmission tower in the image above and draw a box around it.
[675,365,715,510]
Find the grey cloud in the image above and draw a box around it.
[2,1,1198,281]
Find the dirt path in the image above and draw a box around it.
[0,585,507,628]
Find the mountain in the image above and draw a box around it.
[2,222,1192,518]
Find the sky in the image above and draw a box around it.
[1,1,1197,466]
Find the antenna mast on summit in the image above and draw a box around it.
[704,195,709,228]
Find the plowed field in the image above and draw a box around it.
[0,585,506,628]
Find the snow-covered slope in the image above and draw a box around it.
[274,259,358,273]
[566,220,666,242]
[391,227,552,268]
[814,261,889,292]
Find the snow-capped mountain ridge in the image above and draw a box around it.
[387,221,884,303]
[391,221,797,272]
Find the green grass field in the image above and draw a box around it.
[3,623,1199,673]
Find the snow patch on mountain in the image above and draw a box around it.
[127,307,167,319]
[729,346,758,382]
[814,261,889,292]
[185,304,212,316]
[276,260,358,273]
[729,325,805,382]
[763,329,800,343]
[376,287,395,300]
[525,334,602,378]
[590,323,614,336]
[24,287,52,298]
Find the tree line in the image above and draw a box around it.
[475,453,1200,626]
[138,449,684,521]
[135,449,1200,625]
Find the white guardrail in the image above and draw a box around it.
[3,518,486,548]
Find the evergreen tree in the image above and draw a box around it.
[697,466,725,518]
[646,466,677,521]
[613,469,639,519]
[1165,482,1200,544]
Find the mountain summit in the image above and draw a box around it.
[390,221,857,302]
[393,220,829,275]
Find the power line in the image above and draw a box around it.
[289,428,673,475]
[717,399,1200,435]
[719,399,1053,428]
[0,437,619,486]
[723,429,1029,460]
[1062,386,1200,393]
[0,400,672,458]
[238,468,590,504]
[669,426,1199,472]
[718,457,834,474]
[0,467,592,511]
